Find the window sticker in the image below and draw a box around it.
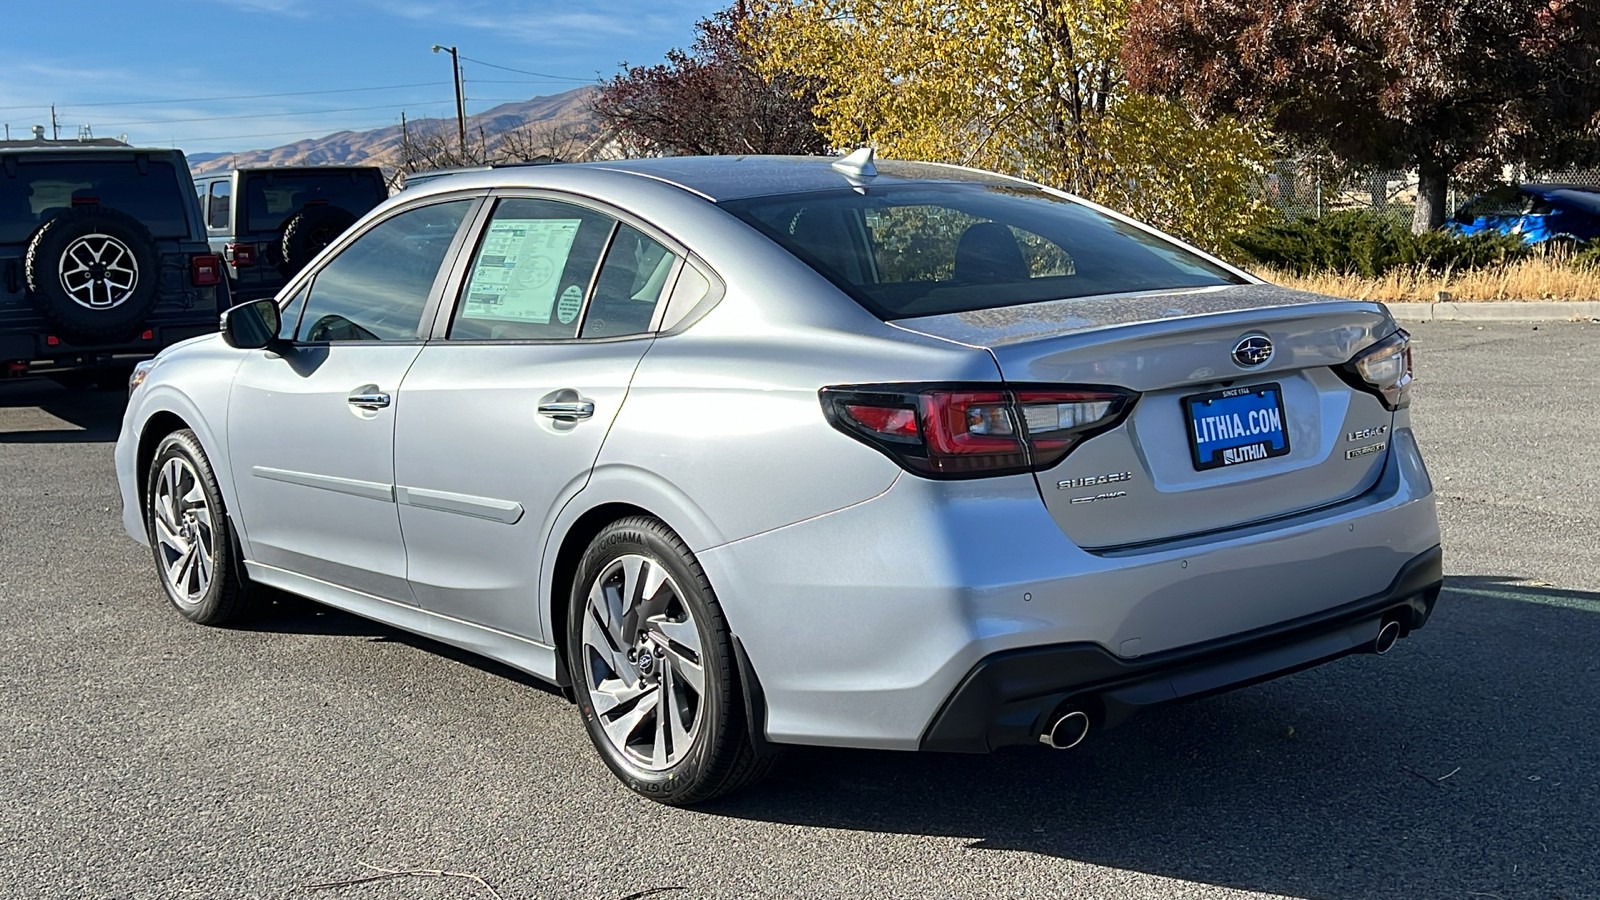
[556,284,584,324]
[462,218,581,323]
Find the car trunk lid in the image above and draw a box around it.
[893,284,1401,548]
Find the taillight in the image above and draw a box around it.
[821,383,1139,479]
[1339,329,1412,410]
[191,254,222,286]
[226,242,256,268]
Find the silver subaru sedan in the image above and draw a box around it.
[115,153,1442,805]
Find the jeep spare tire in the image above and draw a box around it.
[24,206,162,345]
[279,205,357,275]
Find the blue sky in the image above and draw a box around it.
[0,0,722,153]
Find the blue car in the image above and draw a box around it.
[1449,183,1600,244]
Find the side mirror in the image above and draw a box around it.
[220,299,283,350]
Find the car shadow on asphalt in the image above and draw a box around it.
[706,576,1600,900]
[242,591,563,697]
[0,378,125,443]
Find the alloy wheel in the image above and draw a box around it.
[152,456,214,605]
[58,233,140,309]
[580,554,706,771]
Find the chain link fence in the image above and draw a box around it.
[1264,157,1600,223]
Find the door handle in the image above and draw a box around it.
[348,392,391,410]
[537,400,595,420]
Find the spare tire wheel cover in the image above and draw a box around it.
[281,205,357,274]
[59,232,141,309]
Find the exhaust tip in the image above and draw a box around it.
[1373,619,1401,655]
[1039,709,1091,750]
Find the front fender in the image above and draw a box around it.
[116,345,246,547]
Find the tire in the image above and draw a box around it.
[144,429,255,626]
[567,517,776,805]
[25,205,162,344]
[279,205,357,276]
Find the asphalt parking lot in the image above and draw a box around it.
[2,321,1597,900]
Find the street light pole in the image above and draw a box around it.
[431,44,467,154]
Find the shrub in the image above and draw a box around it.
[1232,211,1530,276]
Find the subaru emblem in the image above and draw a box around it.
[1232,334,1273,368]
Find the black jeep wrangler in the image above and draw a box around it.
[193,165,386,302]
[1,141,226,385]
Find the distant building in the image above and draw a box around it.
[0,125,130,148]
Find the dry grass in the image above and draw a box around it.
[1259,256,1600,303]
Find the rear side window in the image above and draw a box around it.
[242,170,386,233]
[207,180,231,230]
[296,199,471,342]
[580,224,673,338]
[450,198,615,340]
[720,184,1242,319]
[0,158,190,244]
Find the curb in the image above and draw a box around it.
[1386,300,1600,322]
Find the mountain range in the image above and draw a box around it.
[188,87,598,174]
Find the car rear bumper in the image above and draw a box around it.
[919,544,1442,752]
[1,323,216,373]
[697,418,1441,751]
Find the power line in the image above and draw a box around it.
[457,55,590,83]
[97,101,452,128]
[0,81,451,112]
[148,96,542,144]
[464,79,596,85]
[162,121,408,144]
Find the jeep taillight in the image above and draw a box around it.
[821,384,1139,479]
[190,254,222,287]
[226,242,255,268]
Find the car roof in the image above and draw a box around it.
[1521,183,1600,215]
[1521,182,1600,195]
[420,155,1022,203]
[213,165,384,174]
[0,145,185,158]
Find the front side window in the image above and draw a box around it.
[296,199,471,343]
[450,198,615,340]
[721,184,1243,320]
[277,286,307,341]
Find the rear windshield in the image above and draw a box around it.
[720,183,1244,319]
[243,170,385,233]
[0,158,190,244]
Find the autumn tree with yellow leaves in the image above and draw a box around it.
[747,0,1275,250]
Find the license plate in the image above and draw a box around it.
[1184,383,1290,471]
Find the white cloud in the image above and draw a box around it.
[211,0,314,15]
[372,0,718,50]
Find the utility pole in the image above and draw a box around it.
[50,105,59,140]
[431,45,467,154]
[400,111,413,171]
